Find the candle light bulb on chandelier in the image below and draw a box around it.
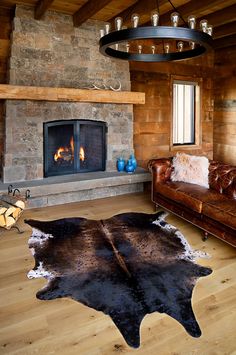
[115,17,123,31]
[131,13,140,28]
[171,12,180,27]
[138,45,142,54]
[104,23,111,35]
[151,10,159,26]
[200,19,208,33]
[151,45,156,54]
[189,41,195,50]
[177,41,184,52]
[126,43,130,53]
[164,43,170,53]
[207,25,213,36]
[188,15,196,29]
[100,29,105,38]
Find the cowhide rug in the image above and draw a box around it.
[25,211,212,348]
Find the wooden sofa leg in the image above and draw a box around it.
[202,231,209,242]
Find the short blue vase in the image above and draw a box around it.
[117,157,125,172]
[125,159,135,173]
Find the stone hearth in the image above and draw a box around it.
[0,169,151,208]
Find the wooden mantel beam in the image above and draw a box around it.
[73,0,113,27]
[0,85,145,105]
[35,0,55,20]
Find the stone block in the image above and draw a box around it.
[4,154,13,166]
[44,11,72,25]
[12,32,35,48]
[35,34,52,50]
[3,166,26,182]
[53,22,75,36]
[27,197,48,208]
[15,5,34,18]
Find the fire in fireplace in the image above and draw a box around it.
[44,120,106,177]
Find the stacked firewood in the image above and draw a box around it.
[0,195,26,229]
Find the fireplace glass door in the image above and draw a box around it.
[44,120,106,177]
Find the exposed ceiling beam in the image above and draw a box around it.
[198,4,236,27]
[108,0,166,27]
[73,0,113,27]
[34,0,54,20]
[213,21,236,39]
[213,34,236,49]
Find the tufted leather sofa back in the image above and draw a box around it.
[209,161,236,200]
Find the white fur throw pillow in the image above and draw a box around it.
[171,153,209,188]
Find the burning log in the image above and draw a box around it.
[58,151,73,162]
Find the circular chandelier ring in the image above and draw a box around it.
[99,26,214,62]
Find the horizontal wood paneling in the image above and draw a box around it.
[131,55,214,169]
[213,46,236,165]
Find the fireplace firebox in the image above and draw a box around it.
[44,120,107,177]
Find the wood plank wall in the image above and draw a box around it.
[130,54,214,169]
[0,8,14,178]
[213,46,236,165]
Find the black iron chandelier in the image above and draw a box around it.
[99,0,214,62]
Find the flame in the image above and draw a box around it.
[80,147,85,161]
[70,136,74,156]
[54,136,74,162]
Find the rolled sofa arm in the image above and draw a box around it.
[148,158,173,183]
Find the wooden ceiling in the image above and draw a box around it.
[0,0,236,49]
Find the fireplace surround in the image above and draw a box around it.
[2,6,136,183]
[44,120,106,177]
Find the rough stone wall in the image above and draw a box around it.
[3,5,133,182]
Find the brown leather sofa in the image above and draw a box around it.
[148,158,236,247]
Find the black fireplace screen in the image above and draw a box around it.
[44,120,106,177]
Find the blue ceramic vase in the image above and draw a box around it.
[117,157,125,172]
[125,159,135,173]
[129,154,137,170]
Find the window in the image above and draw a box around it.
[172,80,199,146]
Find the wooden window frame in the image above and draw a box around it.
[170,75,202,152]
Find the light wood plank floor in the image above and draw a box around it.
[0,192,235,355]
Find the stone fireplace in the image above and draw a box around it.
[3,6,134,183]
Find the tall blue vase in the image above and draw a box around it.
[129,154,137,170]
[117,157,125,172]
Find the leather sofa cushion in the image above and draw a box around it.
[155,182,204,213]
[202,200,236,230]
[155,182,230,214]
